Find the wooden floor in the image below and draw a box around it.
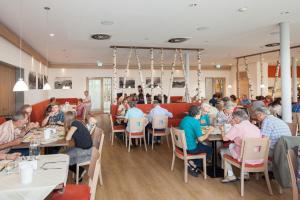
[91,114,292,200]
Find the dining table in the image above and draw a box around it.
[0,154,69,200]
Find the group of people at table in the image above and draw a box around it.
[0,91,94,182]
[115,93,291,183]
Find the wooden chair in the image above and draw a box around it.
[148,115,169,150]
[76,127,104,185]
[110,114,125,145]
[293,112,300,135]
[170,127,207,183]
[52,134,104,200]
[287,149,299,200]
[287,122,298,136]
[223,137,273,197]
[125,117,147,152]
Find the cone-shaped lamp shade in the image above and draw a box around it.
[13,78,29,92]
[43,82,51,90]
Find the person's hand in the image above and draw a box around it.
[11,138,23,146]
[48,112,55,117]
[251,120,257,125]
[6,153,21,160]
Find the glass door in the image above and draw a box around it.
[87,77,112,113]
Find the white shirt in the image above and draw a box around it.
[148,105,173,122]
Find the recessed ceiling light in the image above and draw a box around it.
[280,11,290,15]
[196,26,209,31]
[101,20,114,25]
[216,64,221,69]
[189,3,198,7]
[265,42,280,47]
[238,7,248,12]
[168,37,190,43]
[49,33,55,37]
[90,33,111,40]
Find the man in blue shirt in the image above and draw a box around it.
[179,105,213,177]
[124,101,145,133]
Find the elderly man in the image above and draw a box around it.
[216,103,235,125]
[124,101,145,133]
[146,101,173,144]
[255,107,291,156]
[220,109,262,183]
[0,111,27,154]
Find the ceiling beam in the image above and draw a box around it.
[0,23,48,66]
[110,45,204,51]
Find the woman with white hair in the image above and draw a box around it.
[199,103,218,126]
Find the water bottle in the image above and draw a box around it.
[29,139,40,159]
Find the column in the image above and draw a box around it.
[292,57,298,102]
[280,22,292,123]
[184,51,191,102]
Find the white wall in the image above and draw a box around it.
[0,37,48,104]
[48,68,236,99]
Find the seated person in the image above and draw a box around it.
[199,103,217,126]
[44,97,56,116]
[116,98,129,125]
[255,107,291,157]
[220,109,262,183]
[252,96,265,110]
[209,94,218,107]
[216,103,235,125]
[268,98,282,118]
[20,104,39,131]
[179,105,213,177]
[0,111,27,154]
[146,100,173,144]
[0,152,21,160]
[239,94,251,106]
[42,103,64,127]
[230,95,238,106]
[124,101,145,133]
[64,111,93,182]
[76,98,85,118]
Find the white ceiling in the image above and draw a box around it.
[0,0,300,67]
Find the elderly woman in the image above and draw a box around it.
[220,109,261,183]
[64,111,93,182]
[216,103,235,125]
[199,103,218,126]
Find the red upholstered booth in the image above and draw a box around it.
[56,98,78,105]
[0,117,6,125]
[170,96,183,103]
[110,102,199,127]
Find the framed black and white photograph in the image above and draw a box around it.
[172,77,185,88]
[54,77,72,89]
[119,77,135,88]
[37,74,43,89]
[28,71,36,89]
[145,77,161,88]
[44,75,48,84]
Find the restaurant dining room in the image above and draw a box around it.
[1,0,300,200]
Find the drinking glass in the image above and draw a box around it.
[29,138,41,159]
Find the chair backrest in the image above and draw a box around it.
[88,117,97,135]
[128,117,145,133]
[152,115,168,129]
[170,127,187,153]
[240,137,270,164]
[287,122,298,136]
[287,149,298,199]
[88,132,104,200]
[92,127,104,149]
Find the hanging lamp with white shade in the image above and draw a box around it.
[13,0,29,92]
[43,6,51,90]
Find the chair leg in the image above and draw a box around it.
[76,164,79,184]
[184,159,188,183]
[99,163,103,186]
[171,153,175,171]
[223,160,227,178]
[148,131,150,146]
[111,132,114,145]
[125,133,128,147]
[203,157,207,179]
[255,173,260,180]
[152,134,154,150]
[144,136,147,151]
[128,136,131,152]
[166,134,170,148]
[240,170,245,197]
[140,138,142,147]
[264,170,273,195]
[278,184,283,194]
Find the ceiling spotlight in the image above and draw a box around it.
[168,37,190,43]
[265,42,280,47]
[238,7,248,12]
[49,33,55,37]
[90,33,111,40]
[280,11,290,15]
[216,64,221,69]
[101,20,114,25]
[189,3,198,7]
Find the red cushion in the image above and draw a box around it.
[30,99,50,124]
[224,154,264,168]
[0,117,6,125]
[113,125,125,131]
[56,98,78,105]
[128,132,144,136]
[175,147,206,157]
[51,184,90,200]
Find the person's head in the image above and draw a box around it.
[122,98,129,106]
[222,96,230,103]
[128,101,137,108]
[50,97,56,104]
[212,94,217,99]
[153,100,159,107]
[20,104,32,116]
[242,94,248,99]
[231,109,249,125]
[230,95,237,102]
[78,98,83,103]
[254,107,270,122]
[216,101,224,111]
[265,95,272,102]
[188,105,201,119]
[223,103,235,115]
[84,90,89,97]
[200,103,211,114]
[271,97,281,106]
[64,111,75,128]
[51,103,60,114]
[12,111,27,128]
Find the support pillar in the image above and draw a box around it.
[292,57,298,103]
[280,22,292,123]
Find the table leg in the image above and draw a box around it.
[207,140,224,178]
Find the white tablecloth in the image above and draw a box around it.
[0,154,69,200]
